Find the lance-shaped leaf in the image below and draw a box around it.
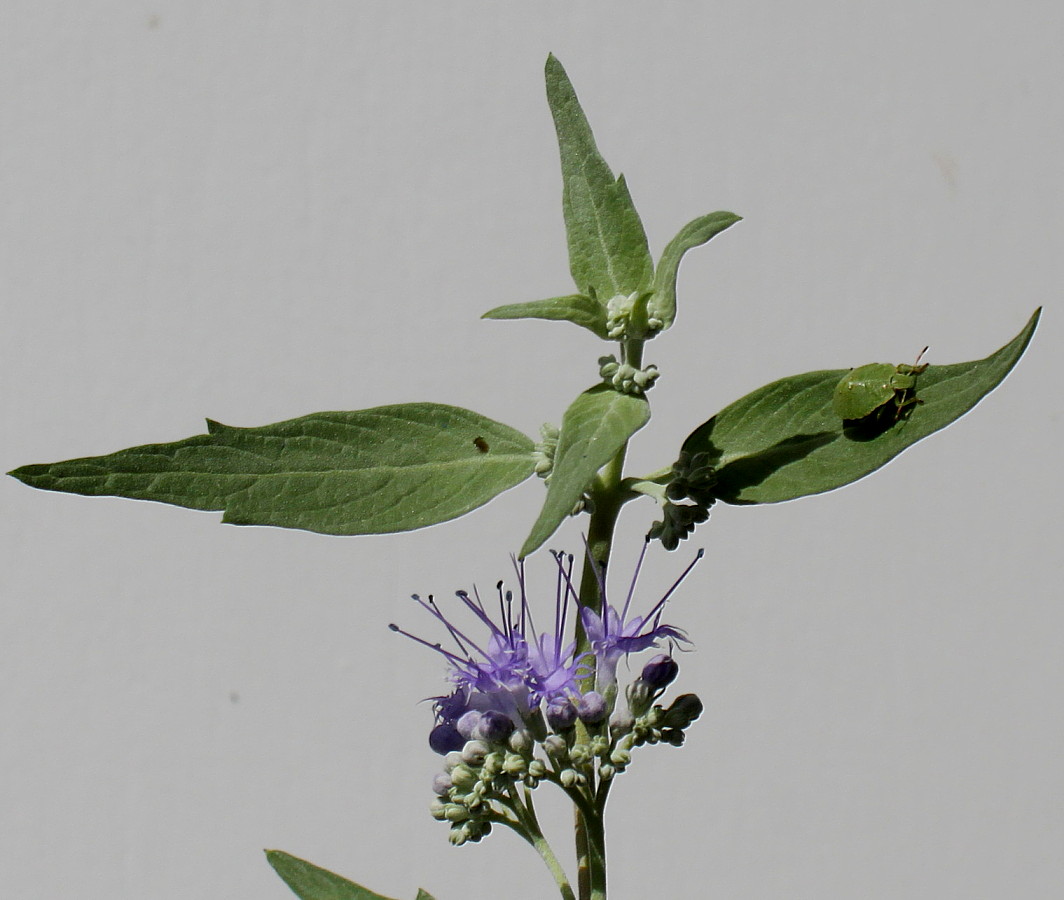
[266,850,434,900]
[482,293,608,339]
[522,385,650,557]
[648,212,742,331]
[545,53,653,301]
[9,404,535,536]
[682,308,1039,504]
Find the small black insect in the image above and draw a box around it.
[473,437,489,453]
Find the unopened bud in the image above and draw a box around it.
[640,654,679,691]
[474,710,515,744]
[461,740,490,766]
[429,723,465,755]
[546,697,577,731]
[662,693,703,729]
[576,691,607,724]
[456,710,482,740]
[432,773,453,796]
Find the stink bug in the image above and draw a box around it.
[832,347,928,422]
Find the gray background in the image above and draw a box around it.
[2,3,1061,898]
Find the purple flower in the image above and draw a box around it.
[578,540,700,690]
[390,554,591,740]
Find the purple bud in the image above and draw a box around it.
[546,697,577,731]
[456,710,482,739]
[640,654,679,691]
[474,710,515,744]
[576,691,608,724]
[432,773,453,796]
[429,723,465,755]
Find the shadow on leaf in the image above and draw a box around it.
[703,424,839,503]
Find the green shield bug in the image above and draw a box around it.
[832,347,929,422]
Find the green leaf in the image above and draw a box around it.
[545,54,653,301]
[521,384,650,557]
[482,293,608,339]
[266,850,426,900]
[414,892,436,900]
[649,212,742,331]
[9,404,535,535]
[683,308,1040,504]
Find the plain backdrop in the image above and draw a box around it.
[2,3,1061,899]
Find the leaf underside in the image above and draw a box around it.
[10,404,535,536]
[684,308,1040,504]
[266,850,433,900]
[522,384,650,557]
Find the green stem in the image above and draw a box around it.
[502,789,576,900]
[571,336,646,900]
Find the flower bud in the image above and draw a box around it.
[449,764,478,790]
[461,740,490,766]
[546,697,577,731]
[662,693,703,729]
[576,691,607,724]
[543,734,568,758]
[508,728,533,755]
[626,679,652,718]
[474,710,515,744]
[640,654,679,691]
[456,710,482,739]
[609,707,635,738]
[560,768,581,788]
[429,723,465,755]
[431,773,453,796]
[444,802,470,822]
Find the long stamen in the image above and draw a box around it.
[645,548,705,626]
[554,550,582,610]
[621,536,651,621]
[513,555,532,638]
[388,623,468,666]
[420,593,493,661]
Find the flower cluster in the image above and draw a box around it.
[390,542,704,846]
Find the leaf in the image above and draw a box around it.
[414,892,436,900]
[521,385,650,557]
[482,293,608,339]
[648,212,742,331]
[682,308,1039,504]
[545,54,653,301]
[266,850,424,900]
[9,404,535,535]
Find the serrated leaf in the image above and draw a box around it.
[683,309,1039,504]
[266,850,408,900]
[9,404,535,535]
[649,212,742,330]
[482,293,608,339]
[522,385,650,557]
[545,54,653,301]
